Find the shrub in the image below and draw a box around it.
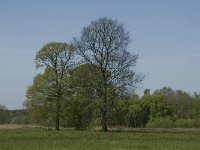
[175,119,196,128]
[194,118,200,128]
[146,117,174,128]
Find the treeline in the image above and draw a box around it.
[23,87,200,129]
[126,88,200,128]
[0,105,29,124]
[1,87,200,129]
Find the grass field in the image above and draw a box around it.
[0,128,200,150]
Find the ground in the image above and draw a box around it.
[0,124,39,130]
[0,125,200,150]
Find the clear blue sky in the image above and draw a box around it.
[0,0,200,109]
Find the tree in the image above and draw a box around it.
[127,100,144,127]
[144,89,151,95]
[74,17,143,131]
[142,94,171,121]
[173,90,192,119]
[25,71,56,126]
[154,87,175,113]
[154,87,193,119]
[66,64,100,129]
[192,92,200,119]
[110,96,130,126]
[0,104,8,124]
[25,42,74,130]
[194,92,200,100]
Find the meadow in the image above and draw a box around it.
[0,128,200,150]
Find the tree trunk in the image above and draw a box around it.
[101,110,108,132]
[55,112,60,131]
[55,97,61,131]
[101,70,108,132]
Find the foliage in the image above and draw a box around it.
[154,87,193,119]
[127,99,145,127]
[146,117,174,128]
[109,96,130,126]
[64,98,94,130]
[175,119,198,128]
[24,71,56,126]
[192,96,200,119]
[0,108,30,124]
[0,104,9,124]
[142,94,171,120]
[66,64,102,129]
[24,42,74,130]
[173,90,193,119]
[9,109,30,124]
[74,17,143,131]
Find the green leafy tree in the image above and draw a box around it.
[109,96,130,126]
[0,104,9,124]
[25,71,55,126]
[142,94,171,121]
[192,92,200,119]
[154,87,193,119]
[65,64,100,129]
[74,17,144,131]
[24,42,74,130]
[127,100,143,127]
[154,87,175,113]
[194,92,200,99]
[173,90,192,119]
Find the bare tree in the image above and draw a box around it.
[74,17,144,132]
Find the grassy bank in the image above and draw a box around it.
[0,129,200,150]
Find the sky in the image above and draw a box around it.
[0,0,200,109]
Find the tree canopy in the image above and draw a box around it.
[74,17,144,131]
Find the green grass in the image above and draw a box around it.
[0,129,200,150]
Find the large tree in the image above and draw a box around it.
[25,42,74,130]
[74,17,143,132]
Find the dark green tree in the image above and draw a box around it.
[66,64,101,129]
[0,104,9,124]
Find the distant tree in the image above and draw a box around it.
[144,89,150,95]
[142,94,171,121]
[154,87,193,119]
[192,92,200,119]
[173,90,192,119]
[74,17,144,131]
[194,92,200,100]
[127,100,144,127]
[109,96,130,126]
[0,104,7,111]
[0,104,8,124]
[24,42,74,130]
[154,87,175,112]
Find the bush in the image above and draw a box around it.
[175,119,196,128]
[146,117,174,128]
[194,118,200,128]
